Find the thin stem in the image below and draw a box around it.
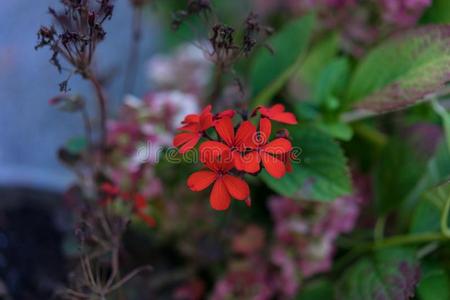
[87,72,108,153]
[371,232,448,250]
[81,106,93,151]
[208,65,224,104]
[441,194,450,237]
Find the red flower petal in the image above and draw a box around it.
[178,134,201,154]
[136,211,156,227]
[134,193,147,210]
[210,178,231,210]
[242,151,261,173]
[270,112,298,125]
[235,121,256,148]
[199,141,230,163]
[187,170,216,191]
[258,118,272,145]
[214,117,235,146]
[261,152,286,179]
[269,104,285,113]
[216,109,235,120]
[223,175,249,200]
[233,152,246,171]
[262,138,292,154]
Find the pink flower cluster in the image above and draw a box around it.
[209,172,369,299]
[380,0,432,28]
[107,91,200,198]
[253,0,432,56]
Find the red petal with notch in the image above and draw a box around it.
[262,138,292,154]
[214,117,235,146]
[210,178,231,210]
[223,175,249,200]
[261,152,286,179]
[187,170,217,191]
[199,141,231,164]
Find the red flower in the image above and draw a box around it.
[201,117,256,170]
[173,105,214,153]
[133,193,157,227]
[187,150,250,210]
[242,118,292,178]
[256,104,298,125]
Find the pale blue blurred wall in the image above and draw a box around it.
[0,0,159,191]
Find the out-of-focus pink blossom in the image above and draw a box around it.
[147,44,212,96]
[232,225,266,256]
[210,257,275,300]
[268,172,367,280]
[379,0,432,28]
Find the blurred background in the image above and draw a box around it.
[0,1,159,297]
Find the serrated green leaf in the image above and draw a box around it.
[260,126,351,201]
[250,14,315,106]
[346,26,450,113]
[336,248,420,300]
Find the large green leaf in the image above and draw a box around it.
[336,248,420,300]
[295,280,333,300]
[250,15,315,106]
[405,141,450,209]
[417,262,450,300]
[297,32,339,88]
[260,126,351,201]
[421,0,450,24]
[374,139,427,215]
[346,25,450,113]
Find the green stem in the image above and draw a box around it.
[371,232,448,250]
[374,216,386,242]
[441,194,450,237]
[352,123,387,148]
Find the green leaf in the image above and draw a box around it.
[405,141,450,207]
[417,262,450,300]
[259,126,351,201]
[336,248,420,300]
[297,32,339,87]
[250,14,315,107]
[421,0,450,24]
[65,137,88,155]
[295,279,333,300]
[410,199,441,234]
[346,25,450,113]
[316,121,353,141]
[374,139,427,215]
[313,58,350,106]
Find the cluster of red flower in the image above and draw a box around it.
[173,104,298,210]
[100,183,156,227]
